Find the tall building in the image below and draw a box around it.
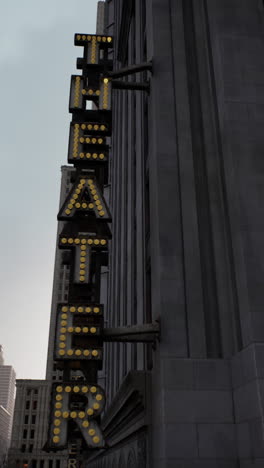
[0,346,4,366]
[0,347,16,467]
[96,1,105,35]
[85,0,264,467]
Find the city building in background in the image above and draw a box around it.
[0,346,16,467]
[8,381,67,468]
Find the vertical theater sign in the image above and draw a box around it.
[47,31,156,464]
[47,33,113,460]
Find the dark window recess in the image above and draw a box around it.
[29,444,33,453]
[56,461,60,468]
[23,429,27,439]
[49,460,53,468]
[25,401,30,410]
[24,415,29,424]
[32,401,37,410]
[21,445,26,453]
[26,389,31,396]
[32,461,37,468]
[40,462,44,468]
[30,429,35,439]
[31,414,36,424]
[34,389,38,395]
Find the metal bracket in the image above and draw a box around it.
[112,80,150,92]
[106,61,153,79]
[102,321,160,343]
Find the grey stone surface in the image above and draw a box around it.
[194,360,231,390]
[164,424,198,459]
[233,380,262,422]
[197,424,237,458]
[164,389,233,423]
[162,359,194,390]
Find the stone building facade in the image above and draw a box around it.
[85,1,264,467]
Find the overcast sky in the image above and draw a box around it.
[0,0,99,379]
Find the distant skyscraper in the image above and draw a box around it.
[96,1,105,35]
[0,346,4,366]
[0,347,16,466]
